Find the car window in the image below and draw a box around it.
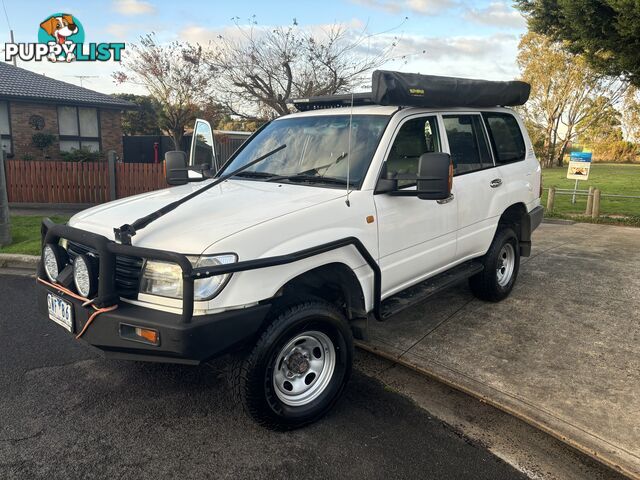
[482,113,526,164]
[443,115,493,175]
[385,116,441,188]
[221,115,389,187]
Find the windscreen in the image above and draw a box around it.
[222,114,389,186]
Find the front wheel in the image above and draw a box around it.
[232,299,353,430]
[469,227,520,302]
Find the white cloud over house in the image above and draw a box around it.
[112,0,156,16]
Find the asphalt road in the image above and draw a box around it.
[0,275,526,480]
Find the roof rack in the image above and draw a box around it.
[288,92,375,111]
[287,70,531,112]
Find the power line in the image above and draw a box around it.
[1,0,11,30]
[1,0,16,67]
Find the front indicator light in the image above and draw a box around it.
[119,323,160,346]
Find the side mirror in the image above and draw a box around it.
[416,152,453,200]
[165,151,188,185]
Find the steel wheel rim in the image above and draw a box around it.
[496,243,515,287]
[272,330,336,407]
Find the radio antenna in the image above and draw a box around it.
[345,92,354,207]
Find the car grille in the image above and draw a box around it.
[66,241,144,299]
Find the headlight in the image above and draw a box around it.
[43,243,68,282]
[139,254,237,300]
[192,254,237,300]
[73,254,98,298]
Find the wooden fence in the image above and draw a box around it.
[5,160,165,204]
[115,162,165,199]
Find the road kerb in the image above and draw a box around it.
[356,341,638,480]
[0,253,39,272]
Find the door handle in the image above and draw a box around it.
[490,178,503,188]
[436,193,454,205]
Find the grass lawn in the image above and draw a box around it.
[0,215,70,256]
[541,163,640,226]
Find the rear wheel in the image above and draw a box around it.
[469,227,520,302]
[231,299,353,430]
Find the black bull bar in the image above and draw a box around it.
[41,218,382,324]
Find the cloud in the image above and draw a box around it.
[181,19,367,45]
[364,31,521,80]
[112,0,156,16]
[351,0,456,16]
[464,2,526,29]
[105,24,136,39]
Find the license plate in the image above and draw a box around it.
[47,293,73,332]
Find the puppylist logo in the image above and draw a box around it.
[4,13,125,63]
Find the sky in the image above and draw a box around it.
[0,0,527,96]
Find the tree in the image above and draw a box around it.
[621,87,640,143]
[113,34,211,150]
[203,18,396,118]
[31,133,56,160]
[517,33,626,167]
[113,94,162,136]
[576,97,638,162]
[515,0,640,86]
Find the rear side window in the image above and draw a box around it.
[483,113,526,164]
[443,115,493,175]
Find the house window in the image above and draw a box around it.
[57,106,100,152]
[0,101,12,155]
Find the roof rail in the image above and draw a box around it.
[288,92,375,111]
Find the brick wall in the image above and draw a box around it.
[100,108,123,159]
[9,101,61,161]
[7,100,124,161]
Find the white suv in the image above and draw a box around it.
[38,71,543,429]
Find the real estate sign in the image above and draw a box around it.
[567,152,592,180]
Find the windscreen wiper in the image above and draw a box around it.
[267,174,356,187]
[234,171,279,179]
[114,144,286,245]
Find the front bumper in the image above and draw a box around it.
[37,282,271,365]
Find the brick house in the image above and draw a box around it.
[0,62,135,161]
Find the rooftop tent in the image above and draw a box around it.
[371,70,530,108]
[288,70,530,111]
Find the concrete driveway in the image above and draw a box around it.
[361,222,640,478]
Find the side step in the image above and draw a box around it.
[379,260,484,320]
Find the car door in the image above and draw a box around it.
[189,119,219,172]
[441,113,500,260]
[374,114,457,298]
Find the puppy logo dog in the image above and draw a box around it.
[39,14,80,62]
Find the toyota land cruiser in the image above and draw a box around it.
[37,71,543,429]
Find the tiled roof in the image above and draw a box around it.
[0,62,136,109]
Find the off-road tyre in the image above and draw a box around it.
[469,227,520,302]
[230,299,353,430]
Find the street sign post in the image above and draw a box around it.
[567,151,592,204]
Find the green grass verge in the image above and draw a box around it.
[0,215,70,256]
[542,163,640,225]
[544,211,640,227]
